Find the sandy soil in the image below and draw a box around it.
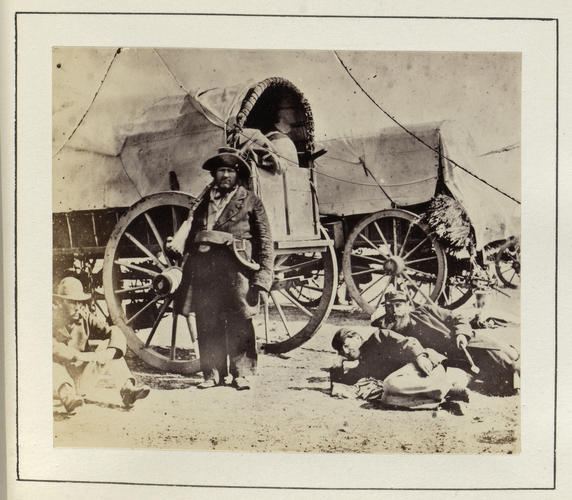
[54,289,520,454]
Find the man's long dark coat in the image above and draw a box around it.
[375,303,520,394]
[177,184,274,378]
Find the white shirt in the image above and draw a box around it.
[207,186,237,230]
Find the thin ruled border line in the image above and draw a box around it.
[13,11,558,490]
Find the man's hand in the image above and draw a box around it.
[165,236,184,258]
[247,285,267,305]
[165,218,193,258]
[456,335,469,350]
[416,354,434,376]
[330,355,345,370]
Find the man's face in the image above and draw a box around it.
[214,167,238,191]
[342,334,362,360]
[61,299,83,322]
[386,300,409,319]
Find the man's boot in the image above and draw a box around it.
[197,369,220,389]
[120,379,150,407]
[58,383,84,413]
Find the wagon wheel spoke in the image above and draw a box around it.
[504,269,517,284]
[402,284,417,307]
[145,297,173,347]
[114,260,159,278]
[170,313,179,360]
[358,232,386,256]
[270,290,293,337]
[145,213,171,266]
[302,284,324,292]
[279,289,314,317]
[126,296,161,326]
[402,235,429,261]
[115,284,153,296]
[402,270,435,305]
[370,277,393,311]
[124,232,167,270]
[351,267,381,278]
[441,286,450,304]
[405,255,438,266]
[351,253,386,266]
[399,221,413,257]
[171,206,179,234]
[275,257,322,274]
[372,221,390,249]
[392,218,398,255]
[360,273,385,295]
[185,314,197,344]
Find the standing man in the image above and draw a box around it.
[373,291,520,395]
[53,277,150,413]
[174,148,274,390]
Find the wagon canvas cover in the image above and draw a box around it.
[315,121,520,248]
[53,48,520,250]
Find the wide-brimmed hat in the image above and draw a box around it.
[202,148,251,179]
[382,290,408,304]
[53,276,91,301]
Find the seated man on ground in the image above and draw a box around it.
[53,277,150,413]
[329,324,471,414]
[372,290,520,396]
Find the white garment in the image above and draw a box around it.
[207,186,237,230]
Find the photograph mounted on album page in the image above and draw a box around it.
[2,2,569,499]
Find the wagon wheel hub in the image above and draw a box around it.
[152,266,183,296]
[384,255,406,276]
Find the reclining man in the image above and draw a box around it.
[330,313,471,414]
[53,277,150,413]
[373,290,520,396]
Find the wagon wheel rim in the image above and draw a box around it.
[262,230,338,354]
[103,192,200,375]
[281,255,328,308]
[439,274,474,310]
[495,238,520,289]
[342,209,447,315]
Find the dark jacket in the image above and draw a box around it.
[330,329,444,386]
[177,184,274,318]
[374,303,473,357]
[186,185,274,291]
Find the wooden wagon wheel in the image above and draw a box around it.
[282,258,327,308]
[342,209,447,315]
[439,274,474,309]
[104,192,337,371]
[495,237,520,289]
[103,192,200,375]
[263,233,338,354]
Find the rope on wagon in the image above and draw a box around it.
[313,169,438,188]
[333,51,522,206]
[53,48,122,159]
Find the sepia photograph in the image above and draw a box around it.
[51,47,522,454]
[6,4,567,496]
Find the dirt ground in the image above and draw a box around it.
[54,290,520,454]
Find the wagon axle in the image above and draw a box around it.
[384,255,406,276]
[152,267,183,296]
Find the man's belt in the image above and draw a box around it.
[194,230,260,271]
